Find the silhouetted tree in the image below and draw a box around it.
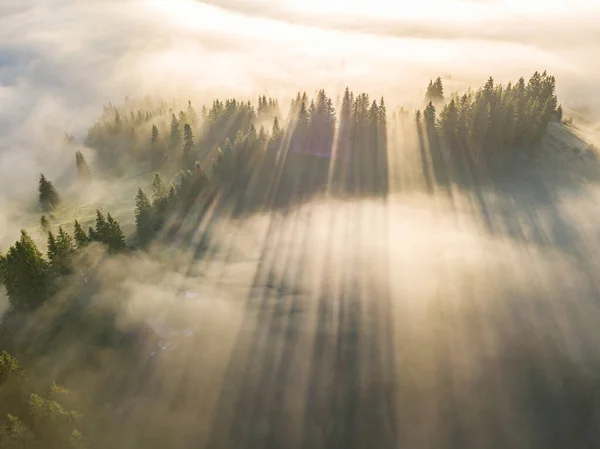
[38,174,60,212]
[135,189,154,247]
[75,151,91,182]
[73,220,89,249]
[0,230,51,310]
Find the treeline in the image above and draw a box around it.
[83,71,562,199]
[0,211,126,312]
[418,71,561,174]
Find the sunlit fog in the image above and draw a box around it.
[2,1,600,448]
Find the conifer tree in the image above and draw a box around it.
[169,114,181,151]
[75,151,91,182]
[423,102,437,130]
[106,213,126,251]
[1,230,51,310]
[135,189,154,247]
[47,230,57,267]
[47,227,74,275]
[471,96,491,150]
[38,174,60,212]
[93,210,108,243]
[150,125,164,169]
[182,123,194,165]
[272,116,281,137]
[73,220,89,249]
[151,173,168,204]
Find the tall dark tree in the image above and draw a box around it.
[47,227,74,275]
[169,114,181,151]
[0,230,51,310]
[135,189,154,247]
[105,214,126,252]
[73,220,89,249]
[150,125,165,169]
[75,151,91,182]
[38,174,60,212]
[182,123,194,166]
[92,210,109,244]
[423,102,437,130]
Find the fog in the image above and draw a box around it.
[3,1,600,447]
[2,0,600,199]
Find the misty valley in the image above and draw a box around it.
[3,71,600,449]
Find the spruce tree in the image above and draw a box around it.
[105,213,126,252]
[135,189,154,247]
[272,116,280,136]
[169,114,181,151]
[1,230,51,310]
[151,173,168,204]
[470,96,491,150]
[93,210,109,243]
[182,123,195,166]
[38,174,60,212]
[47,230,57,267]
[423,102,437,130]
[150,125,164,169]
[75,151,91,182]
[56,227,75,274]
[47,227,74,275]
[73,220,89,249]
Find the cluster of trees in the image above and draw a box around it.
[426,77,445,103]
[334,88,388,195]
[0,211,126,311]
[419,71,561,167]
[288,90,337,156]
[0,351,88,449]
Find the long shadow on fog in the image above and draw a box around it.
[199,195,395,449]
[194,124,600,448]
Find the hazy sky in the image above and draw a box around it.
[1,0,599,198]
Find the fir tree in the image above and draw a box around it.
[150,124,164,169]
[182,123,194,165]
[75,151,91,182]
[272,116,281,136]
[47,227,74,275]
[73,220,89,249]
[106,213,126,252]
[93,210,108,243]
[423,102,437,129]
[135,189,154,247]
[169,114,181,151]
[151,173,168,204]
[38,174,60,212]
[1,230,51,310]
